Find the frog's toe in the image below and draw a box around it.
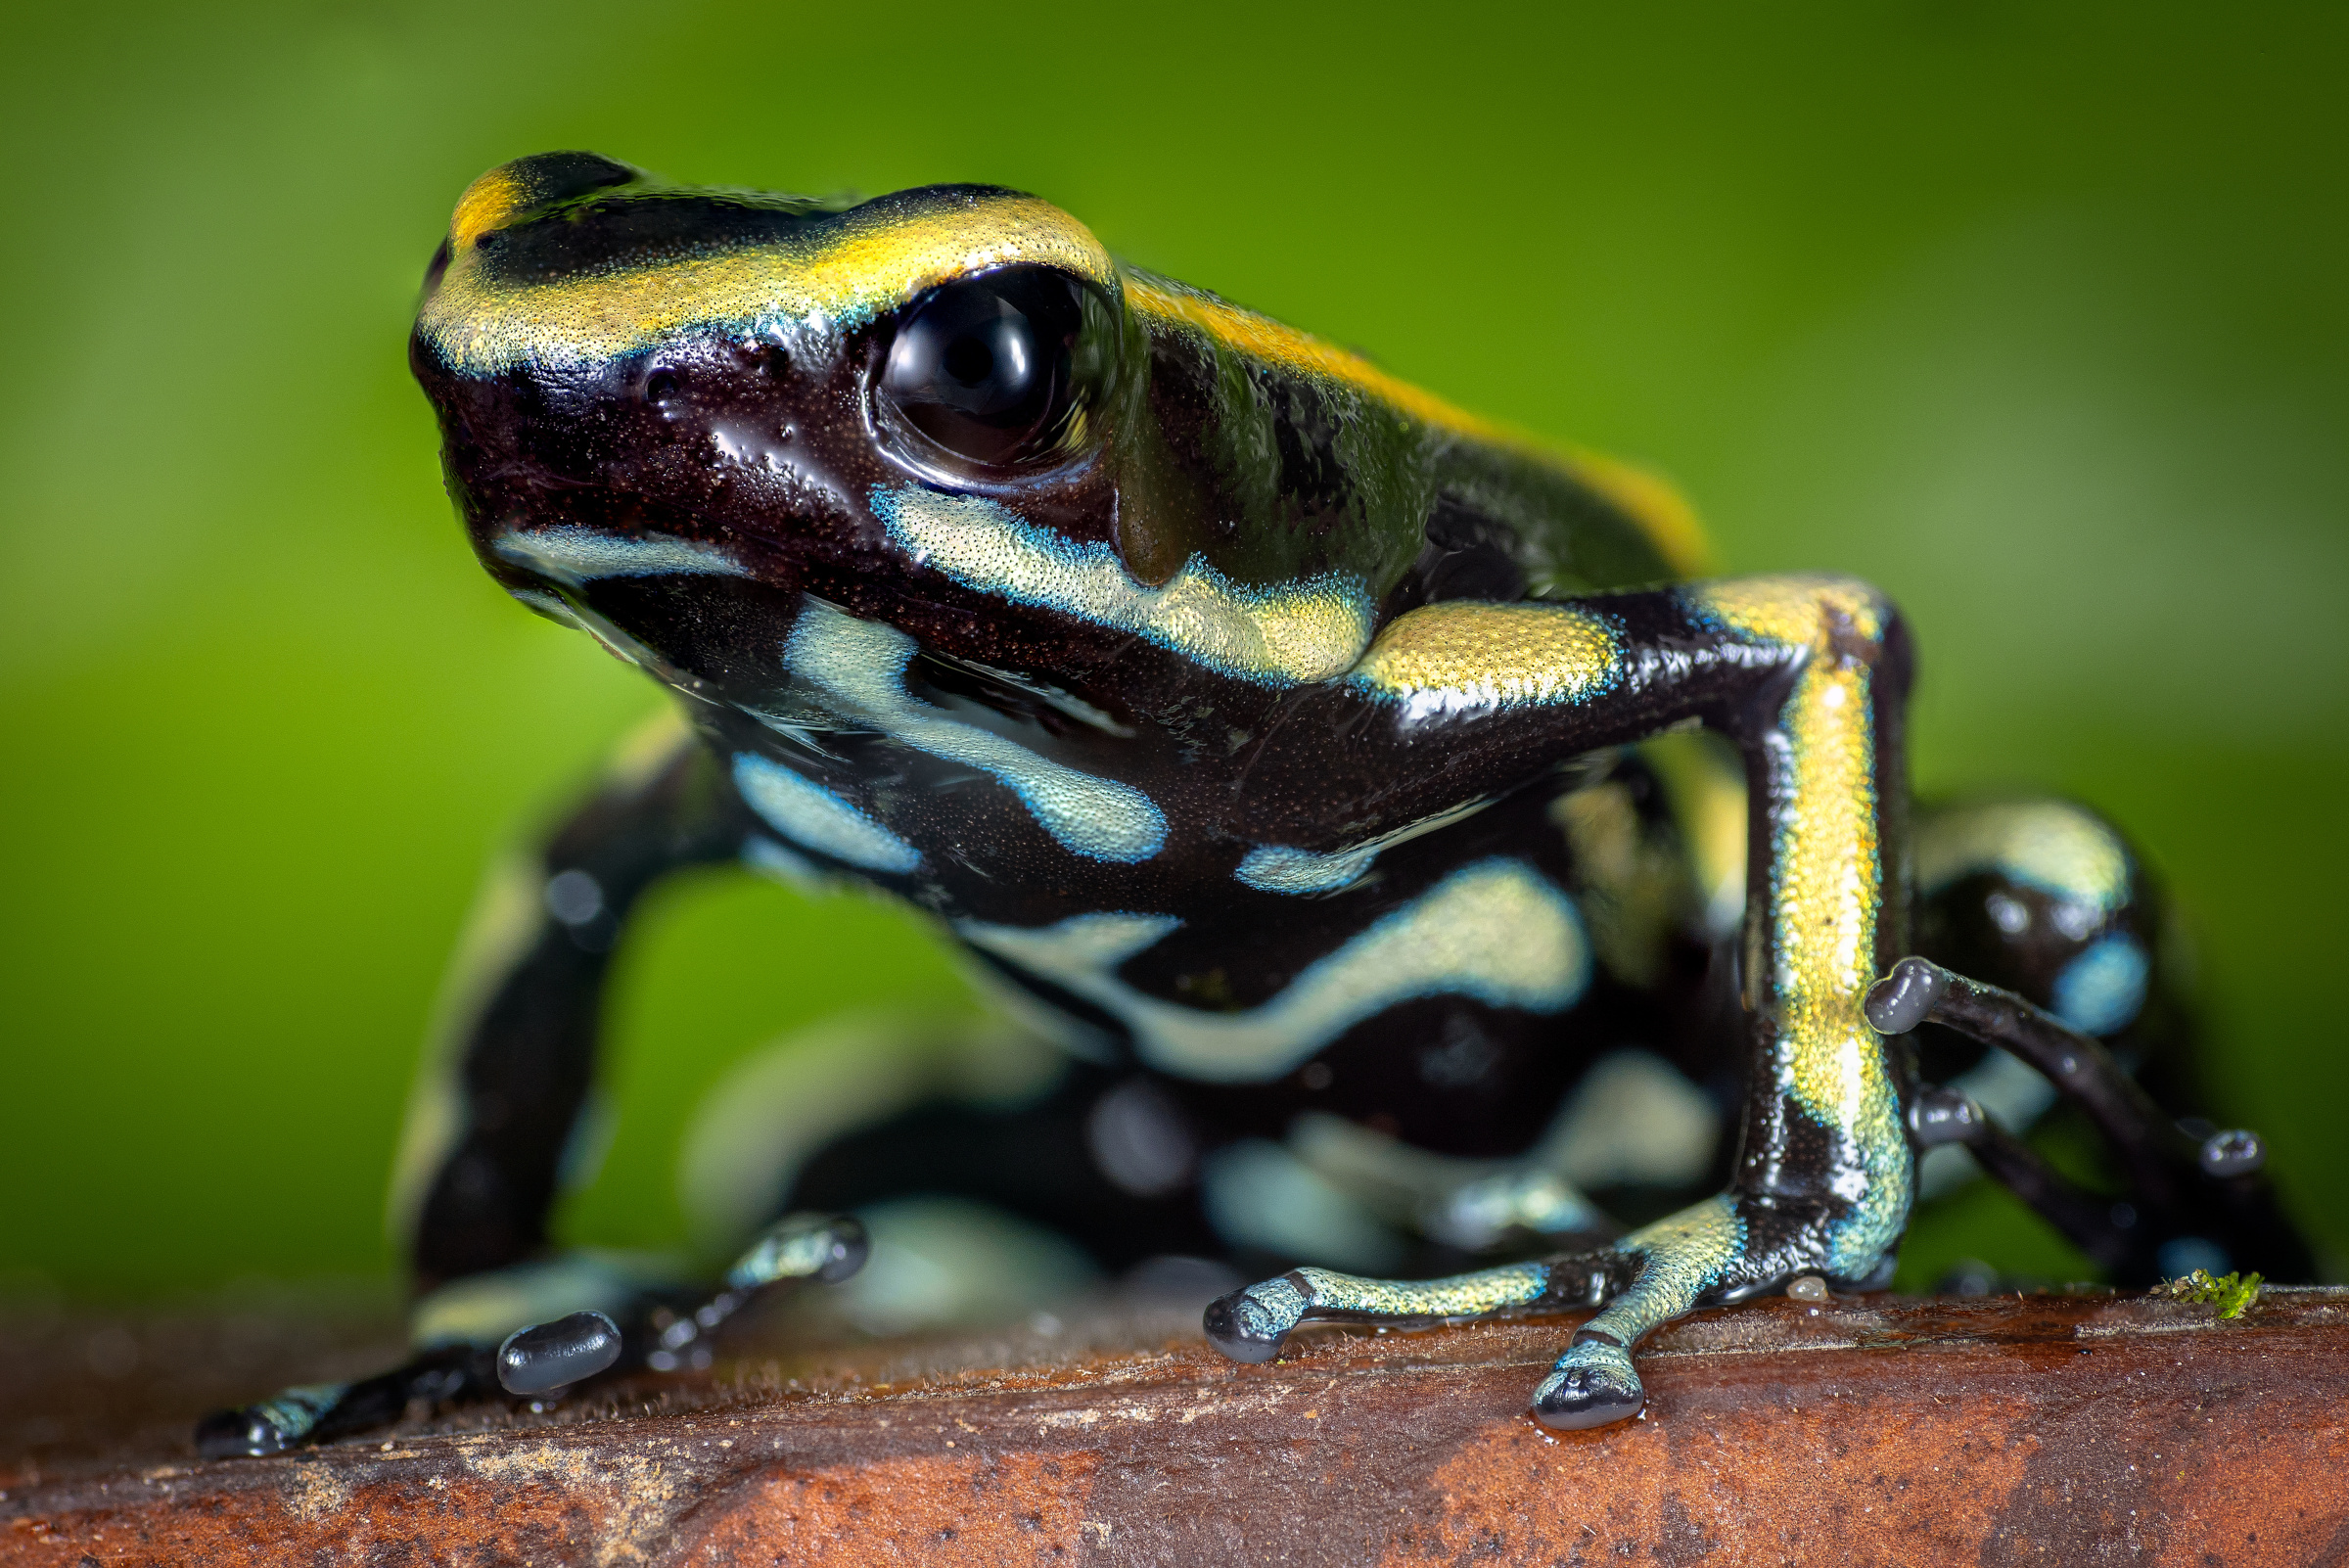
[724,1211,870,1290]
[194,1405,295,1460]
[495,1310,623,1396]
[1203,1276,1305,1363]
[1530,1335,1644,1430]
[193,1383,341,1459]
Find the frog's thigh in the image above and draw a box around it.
[1911,797,2168,1198]
[1913,798,2157,1038]
[677,1012,1135,1334]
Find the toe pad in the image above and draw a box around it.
[1532,1338,1645,1430]
[1203,1283,1299,1364]
[497,1310,622,1396]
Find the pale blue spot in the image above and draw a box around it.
[786,599,1167,863]
[2052,935,2149,1037]
[1234,800,1492,897]
[1235,844,1380,895]
[1200,1139,1405,1272]
[494,527,751,585]
[2156,1236,2231,1278]
[731,753,922,875]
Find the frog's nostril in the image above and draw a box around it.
[645,368,683,404]
[736,341,790,381]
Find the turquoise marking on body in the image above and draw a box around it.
[960,857,1589,1083]
[1235,844,1380,895]
[731,753,923,875]
[786,599,1168,863]
[1201,1140,1406,1271]
[494,527,751,584]
[1234,799,1493,896]
[2052,935,2149,1036]
[870,485,1374,687]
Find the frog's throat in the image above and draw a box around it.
[779,599,1168,865]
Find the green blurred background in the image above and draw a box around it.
[3,1,2342,1299]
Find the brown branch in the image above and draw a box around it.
[5,1289,2347,1564]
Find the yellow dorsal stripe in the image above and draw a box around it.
[1126,277,1711,576]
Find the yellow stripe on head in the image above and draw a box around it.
[447,152,638,252]
[1558,444,1713,576]
[421,159,1117,375]
[449,166,527,252]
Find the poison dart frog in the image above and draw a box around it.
[198,153,2307,1457]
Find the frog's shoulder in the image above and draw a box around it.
[1119,265,1709,595]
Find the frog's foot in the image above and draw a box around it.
[195,1214,866,1458]
[1873,957,2310,1283]
[1206,1192,1827,1430]
[194,1345,487,1458]
[616,1210,868,1377]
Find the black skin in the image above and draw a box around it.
[198,154,2307,1453]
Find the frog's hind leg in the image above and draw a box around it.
[1871,956,2310,1283]
[199,714,806,1458]
[1909,798,2188,1153]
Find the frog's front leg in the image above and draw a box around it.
[200,713,852,1455]
[1210,576,1914,1428]
[195,1212,865,1457]
[390,710,757,1288]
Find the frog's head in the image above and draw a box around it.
[410,152,1187,694]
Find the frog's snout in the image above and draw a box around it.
[446,151,639,254]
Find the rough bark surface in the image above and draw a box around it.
[4,1289,2345,1565]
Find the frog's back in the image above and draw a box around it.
[1112,267,1709,617]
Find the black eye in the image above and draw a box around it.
[878,266,1103,469]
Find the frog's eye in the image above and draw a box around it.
[878,266,1100,470]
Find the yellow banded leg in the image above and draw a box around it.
[1203,1198,1747,1427]
[1204,1260,1562,1363]
[1214,576,1917,1430]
